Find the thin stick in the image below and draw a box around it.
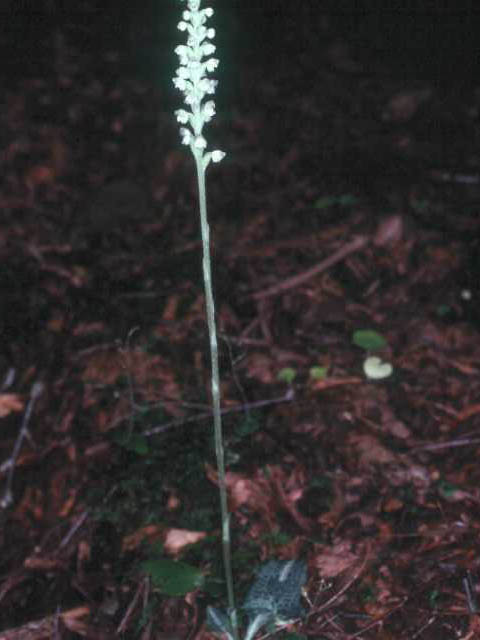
[194,153,237,637]
[143,389,294,438]
[1,380,44,509]
[252,234,369,300]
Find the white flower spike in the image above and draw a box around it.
[174,0,224,170]
[173,4,233,636]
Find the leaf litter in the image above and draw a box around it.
[0,3,480,639]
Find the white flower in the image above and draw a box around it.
[184,93,197,106]
[205,58,219,73]
[194,135,207,149]
[202,100,216,121]
[202,43,216,56]
[174,0,224,164]
[199,78,217,94]
[180,127,193,145]
[211,150,226,162]
[177,66,190,80]
[173,77,186,91]
[175,109,190,124]
[175,45,189,57]
[201,149,225,171]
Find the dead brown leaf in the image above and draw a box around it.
[347,433,397,467]
[0,393,23,417]
[382,87,432,122]
[163,528,207,555]
[313,540,361,578]
[122,524,166,553]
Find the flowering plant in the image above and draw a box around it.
[174,0,225,170]
[173,4,307,639]
[174,1,236,638]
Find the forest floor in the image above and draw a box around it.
[1,3,480,639]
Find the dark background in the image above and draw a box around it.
[2,1,480,89]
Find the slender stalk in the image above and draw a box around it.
[194,153,238,638]
[173,2,236,635]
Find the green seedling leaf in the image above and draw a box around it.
[360,585,376,603]
[234,414,260,438]
[411,197,430,213]
[314,194,356,209]
[436,304,451,317]
[337,194,357,207]
[314,195,337,209]
[429,588,440,608]
[113,431,150,455]
[437,480,459,498]
[309,366,328,380]
[262,530,293,546]
[277,368,297,384]
[142,558,205,596]
[352,329,387,351]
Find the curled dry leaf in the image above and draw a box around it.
[373,214,405,248]
[0,393,24,418]
[207,463,310,535]
[313,540,360,578]
[243,352,276,384]
[122,524,165,553]
[382,87,432,122]
[163,528,207,555]
[386,419,411,439]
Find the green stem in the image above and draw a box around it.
[194,152,238,640]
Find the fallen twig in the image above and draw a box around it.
[410,437,480,452]
[1,380,44,509]
[142,388,294,437]
[251,234,369,300]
